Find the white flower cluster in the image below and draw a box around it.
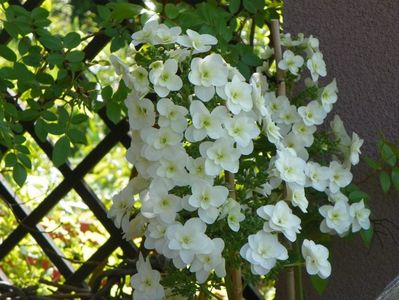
[107,20,370,297]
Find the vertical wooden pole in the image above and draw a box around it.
[270,19,296,300]
[225,170,243,300]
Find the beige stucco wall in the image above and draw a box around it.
[283,1,399,299]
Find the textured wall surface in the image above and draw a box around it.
[284,1,399,299]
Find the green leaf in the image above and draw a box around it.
[17,153,31,169]
[106,102,121,124]
[31,7,49,20]
[242,52,262,66]
[18,37,31,55]
[310,275,329,295]
[243,0,257,13]
[360,226,373,248]
[63,32,81,49]
[381,143,397,167]
[48,53,65,66]
[165,4,179,19]
[71,114,88,124]
[3,21,19,38]
[39,34,63,51]
[5,152,17,167]
[37,73,54,85]
[67,128,86,144]
[110,3,143,21]
[34,118,47,142]
[110,36,125,53]
[392,167,399,191]
[42,110,58,121]
[379,171,391,193]
[229,0,241,14]
[52,136,71,167]
[0,45,17,62]
[13,163,27,186]
[97,5,111,21]
[364,157,381,170]
[57,106,69,124]
[66,50,85,63]
[101,85,113,101]
[349,190,369,202]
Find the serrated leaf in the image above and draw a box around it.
[66,50,85,63]
[229,0,241,14]
[360,226,373,248]
[381,143,396,167]
[0,45,17,62]
[310,275,329,295]
[63,32,81,49]
[379,171,391,193]
[392,167,399,191]
[52,136,71,167]
[13,163,27,186]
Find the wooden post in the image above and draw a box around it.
[225,170,243,300]
[270,19,296,300]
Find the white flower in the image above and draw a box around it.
[298,100,327,126]
[330,115,351,146]
[165,48,190,62]
[302,239,331,279]
[186,157,214,184]
[240,231,288,275]
[287,183,309,213]
[131,253,165,300]
[157,98,188,133]
[350,200,371,232]
[307,51,327,82]
[190,238,226,283]
[156,149,189,186]
[144,218,173,254]
[108,183,134,228]
[166,218,212,264]
[305,161,331,192]
[177,29,217,54]
[185,101,227,142]
[257,201,302,242]
[275,149,307,186]
[225,113,260,147]
[131,20,159,46]
[326,189,349,203]
[122,213,147,240]
[188,182,229,224]
[348,132,364,166]
[320,79,338,112]
[149,59,183,97]
[282,133,309,161]
[220,198,245,232]
[250,72,268,96]
[279,105,300,125]
[188,54,228,101]
[328,161,353,193]
[124,65,150,94]
[263,115,282,145]
[141,187,182,223]
[319,200,352,235]
[125,96,156,130]
[305,35,320,51]
[224,75,253,114]
[140,127,182,161]
[278,50,304,75]
[200,138,241,176]
[292,121,316,147]
[110,54,129,75]
[265,92,289,123]
[154,24,181,44]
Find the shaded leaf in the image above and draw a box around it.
[52,136,71,167]
[0,45,17,62]
[310,275,329,295]
[360,226,373,248]
[13,163,27,187]
[381,143,396,167]
[392,167,399,191]
[379,171,391,193]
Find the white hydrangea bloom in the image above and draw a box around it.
[263,115,282,145]
[125,96,156,130]
[350,200,371,232]
[257,201,302,242]
[144,217,174,254]
[225,113,260,148]
[320,79,338,112]
[319,200,352,235]
[140,127,182,161]
[326,189,349,203]
[220,198,245,232]
[110,54,129,75]
[265,92,290,123]
[305,161,331,192]
[278,50,304,75]
[282,132,309,161]
[188,182,229,224]
[307,51,327,82]
[157,98,188,133]
[177,29,217,54]
[149,59,183,97]
[131,253,165,300]
[328,161,353,193]
[200,138,241,176]
[108,182,134,228]
[188,54,228,101]
[154,24,181,45]
[240,231,288,275]
[298,100,327,126]
[190,238,226,283]
[275,149,307,186]
[292,121,316,147]
[166,218,212,264]
[302,239,331,279]
[131,20,160,46]
[348,132,364,166]
[287,183,309,213]
[224,75,253,114]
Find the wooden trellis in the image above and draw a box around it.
[0,0,263,298]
